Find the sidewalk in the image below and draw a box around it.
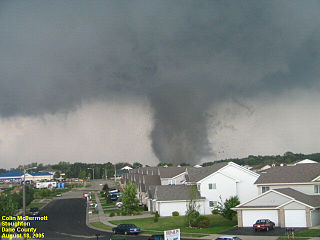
[88,192,153,228]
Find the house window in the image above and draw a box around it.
[168,179,176,185]
[314,185,320,193]
[209,201,218,208]
[262,186,270,193]
[208,183,216,190]
[197,184,200,191]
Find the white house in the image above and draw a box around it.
[148,185,206,216]
[145,162,259,216]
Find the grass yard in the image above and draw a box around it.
[295,229,320,237]
[104,209,121,215]
[27,198,51,210]
[110,215,237,234]
[90,222,113,231]
[89,222,207,237]
[278,238,309,240]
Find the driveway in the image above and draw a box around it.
[221,227,306,236]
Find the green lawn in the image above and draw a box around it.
[27,198,51,210]
[89,222,207,237]
[90,222,113,231]
[110,215,237,234]
[296,229,320,237]
[104,209,121,215]
[278,237,309,240]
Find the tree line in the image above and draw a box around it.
[7,161,143,180]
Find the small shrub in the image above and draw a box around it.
[143,205,148,211]
[212,209,219,215]
[197,220,210,228]
[193,216,210,228]
[109,212,115,217]
[172,211,179,216]
[133,211,141,215]
[154,211,159,222]
[116,212,120,216]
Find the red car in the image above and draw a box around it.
[253,219,275,231]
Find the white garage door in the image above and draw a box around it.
[242,210,279,227]
[285,210,307,227]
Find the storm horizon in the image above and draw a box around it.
[1,0,320,168]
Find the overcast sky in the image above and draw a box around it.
[1,0,320,168]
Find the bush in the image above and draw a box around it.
[197,220,210,228]
[109,212,115,217]
[188,210,200,227]
[172,211,179,216]
[212,209,219,215]
[193,216,210,228]
[154,211,159,222]
[133,211,141,215]
[143,205,148,211]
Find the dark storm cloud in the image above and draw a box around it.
[0,0,320,164]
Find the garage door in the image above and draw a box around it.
[242,210,279,227]
[285,210,307,227]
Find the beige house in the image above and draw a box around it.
[234,188,320,228]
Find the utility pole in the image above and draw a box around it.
[23,168,26,217]
[23,167,36,217]
[114,165,116,183]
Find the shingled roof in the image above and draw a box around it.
[255,163,320,184]
[154,185,204,201]
[274,188,320,208]
[158,167,187,178]
[186,162,228,182]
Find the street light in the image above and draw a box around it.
[87,168,94,180]
[23,166,37,217]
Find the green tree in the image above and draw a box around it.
[185,185,200,227]
[78,170,86,179]
[0,195,18,216]
[54,171,60,179]
[217,196,240,220]
[132,162,143,169]
[121,182,139,215]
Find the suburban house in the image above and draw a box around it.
[147,185,206,216]
[234,163,320,228]
[185,162,259,215]
[122,162,260,217]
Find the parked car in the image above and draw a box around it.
[116,202,123,208]
[112,224,141,235]
[215,237,243,240]
[148,234,164,240]
[253,219,275,231]
[29,207,39,216]
[56,192,62,197]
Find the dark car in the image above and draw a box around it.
[29,207,39,216]
[253,219,275,231]
[148,234,164,240]
[112,224,141,235]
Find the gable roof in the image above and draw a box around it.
[154,185,204,201]
[186,162,228,182]
[255,163,320,184]
[235,187,320,209]
[158,167,186,178]
[274,188,320,208]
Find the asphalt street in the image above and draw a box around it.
[31,198,147,240]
